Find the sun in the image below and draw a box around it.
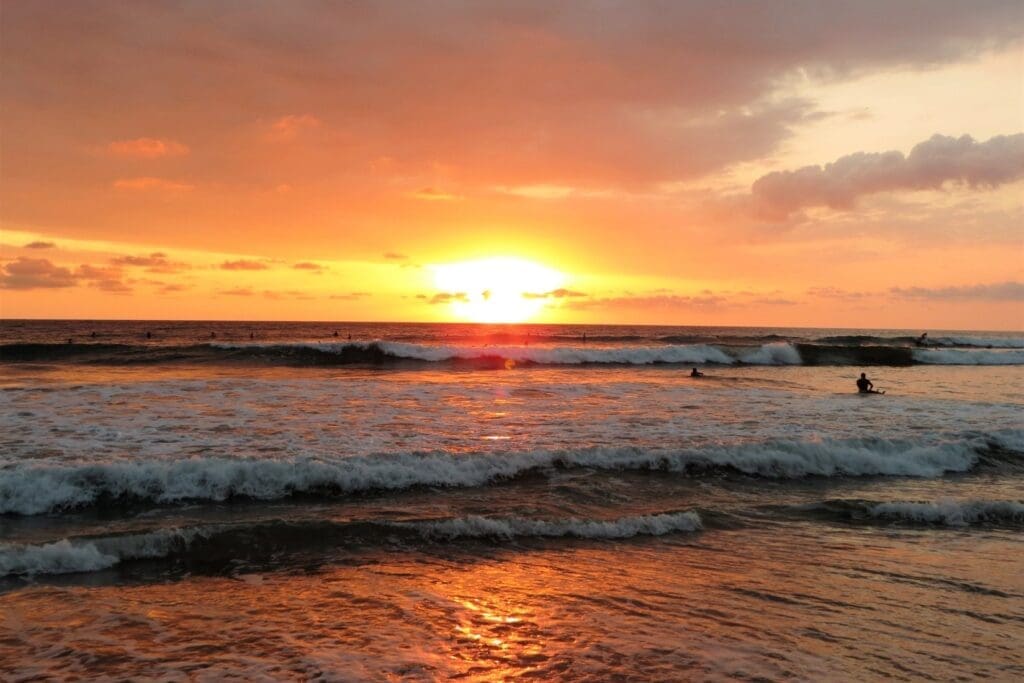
[431,257,566,323]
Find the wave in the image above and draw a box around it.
[912,348,1024,365]
[3,432,1020,515]
[868,500,1024,526]
[410,511,702,540]
[0,512,702,576]
[4,339,1022,366]
[792,498,1024,527]
[0,527,210,576]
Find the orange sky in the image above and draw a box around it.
[1,2,1022,328]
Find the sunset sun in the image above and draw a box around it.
[431,257,566,323]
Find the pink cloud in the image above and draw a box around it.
[107,137,189,159]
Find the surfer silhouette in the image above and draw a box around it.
[856,372,883,394]
[690,367,704,377]
[916,332,928,347]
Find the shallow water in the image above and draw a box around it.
[2,322,1022,680]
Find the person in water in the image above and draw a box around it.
[690,367,704,377]
[856,372,883,394]
[916,332,928,347]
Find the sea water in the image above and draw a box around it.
[1,321,1022,680]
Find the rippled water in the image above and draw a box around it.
[1,322,1022,680]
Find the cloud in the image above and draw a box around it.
[428,292,469,304]
[522,288,588,299]
[384,252,408,260]
[23,241,55,249]
[409,187,460,201]
[0,257,77,289]
[567,293,727,311]
[268,114,321,141]
[112,177,194,191]
[890,281,1024,302]
[6,2,1020,196]
[293,261,324,271]
[752,133,1024,219]
[220,259,269,271]
[107,138,189,159]
[75,264,131,294]
[220,287,255,296]
[329,291,372,300]
[111,252,189,273]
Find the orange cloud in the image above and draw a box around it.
[112,177,194,191]
[220,259,269,271]
[268,114,321,141]
[107,137,189,159]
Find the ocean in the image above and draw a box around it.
[1,320,1022,680]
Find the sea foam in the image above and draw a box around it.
[3,432,1018,515]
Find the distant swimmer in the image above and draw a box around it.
[347,333,352,340]
[916,332,929,347]
[66,338,73,344]
[690,367,704,378]
[250,331,254,340]
[856,372,884,394]
[333,330,339,338]
[146,331,152,339]
[210,332,216,339]
[90,331,96,338]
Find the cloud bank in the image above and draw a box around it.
[752,133,1024,218]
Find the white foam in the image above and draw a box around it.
[913,348,1024,365]
[3,433,1015,515]
[0,528,208,576]
[869,500,1024,526]
[739,342,802,365]
[408,511,703,539]
[934,336,1024,349]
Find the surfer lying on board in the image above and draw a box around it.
[690,367,704,377]
[856,372,884,394]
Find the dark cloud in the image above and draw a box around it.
[384,252,408,260]
[23,241,55,249]
[752,133,1024,219]
[428,292,470,304]
[0,257,76,289]
[329,291,372,300]
[220,259,269,271]
[293,262,324,271]
[111,252,189,273]
[4,1,1020,194]
[890,281,1024,301]
[221,287,256,296]
[522,288,588,299]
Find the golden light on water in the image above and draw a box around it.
[431,257,566,323]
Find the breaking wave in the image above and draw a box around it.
[0,512,702,577]
[3,432,1020,516]
[912,348,1024,365]
[792,498,1024,527]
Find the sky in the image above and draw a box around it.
[1,1,1022,329]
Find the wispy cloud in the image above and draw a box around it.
[890,281,1024,302]
[220,259,269,271]
[113,177,194,191]
[107,137,189,159]
[23,241,56,249]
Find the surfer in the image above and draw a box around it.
[916,332,928,347]
[690,367,704,377]
[856,372,884,394]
